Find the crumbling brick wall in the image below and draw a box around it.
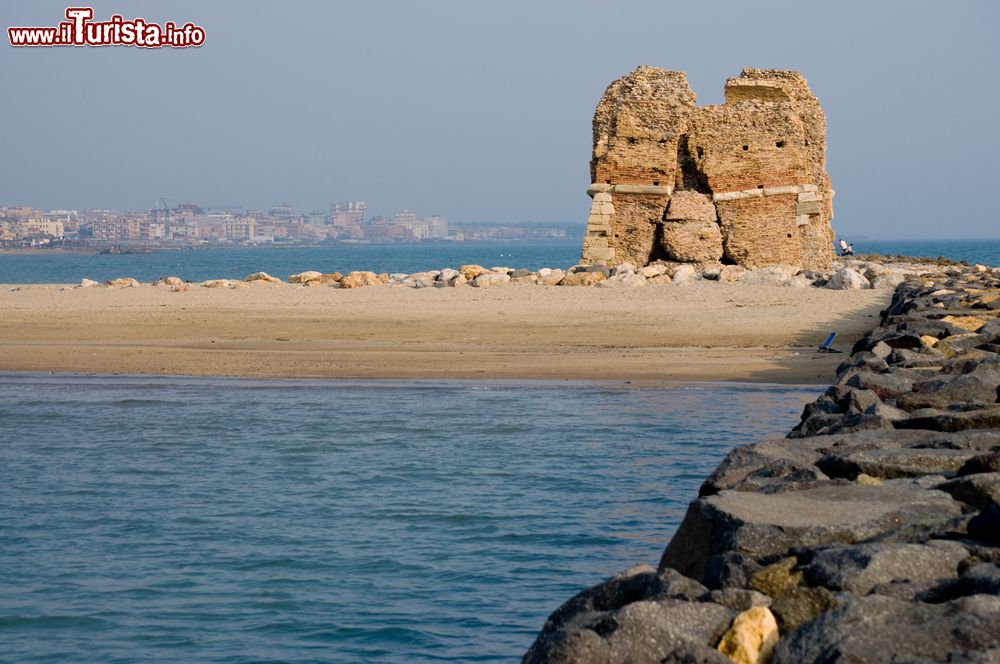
[581,67,835,271]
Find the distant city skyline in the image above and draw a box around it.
[0,199,570,248]
[2,0,998,239]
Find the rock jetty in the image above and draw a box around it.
[523,266,1000,663]
[582,67,835,272]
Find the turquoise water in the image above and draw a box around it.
[0,242,582,284]
[855,239,1000,266]
[0,239,997,284]
[0,374,819,662]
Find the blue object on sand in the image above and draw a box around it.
[818,332,841,353]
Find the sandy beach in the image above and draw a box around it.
[0,282,890,383]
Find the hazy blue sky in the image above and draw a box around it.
[2,1,997,238]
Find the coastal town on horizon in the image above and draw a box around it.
[0,200,571,250]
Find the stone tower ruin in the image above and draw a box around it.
[581,67,835,271]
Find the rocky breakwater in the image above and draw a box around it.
[77,256,972,292]
[523,265,1000,663]
[77,255,972,293]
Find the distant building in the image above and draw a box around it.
[331,201,365,229]
[427,215,448,239]
[269,203,295,222]
[19,218,64,239]
[366,215,406,242]
[394,209,417,226]
[92,216,141,241]
[307,211,327,226]
[224,218,255,242]
[174,203,203,217]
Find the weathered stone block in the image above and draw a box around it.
[796,200,822,215]
[665,191,718,221]
[660,220,724,263]
[604,193,670,267]
[716,194,802,269]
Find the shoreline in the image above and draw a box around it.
[0,370,828,391]
[0,281,891,384]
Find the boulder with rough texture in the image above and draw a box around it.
[659,484,962,587]
[598,272,648,288]
[739,265,797,286]
[610,262,636,276]
[715,606,779,664]
[537,268,566,286]
[826,268,871,290]
[559,271,607,287]
[106,277,139,287]
[339,271,383,288]
[772,595,1000,663]
[670,264,697,284]
[436,268,459,283]
[718,265,748,283]
[79,278,100,288]
[803,542,967,595]
[459,264,489,280]
[768,587,838,631]
[152,276,183,287]
[937,473,1000,509]
[660,220,724,263]
[639,264,668,278]
[288,270,323,284]
[470,272,511,288]
[244,271,282,284]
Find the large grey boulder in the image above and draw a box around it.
[470,272,511,288]
[740,265,798,286]
[826,268,871,290]
[896,406,1000,432]
[803,542,967,594]
[772,594,1000,663]
[523,566,733,664]
[897,368,1000,412]
[597,272,647,288]
[659,484,963,587]
[669,264,698,284]
[816,447,980,480]
[937,473,1000,509]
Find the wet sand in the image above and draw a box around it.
[0,282,891,384]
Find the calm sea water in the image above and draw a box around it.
[856,238,1000,266]
[0,374,819,663]
[0,242,582,284]
[0,238,997,284]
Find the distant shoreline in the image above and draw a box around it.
[0,238,581,256]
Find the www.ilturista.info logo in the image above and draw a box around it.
[8,7,205,48]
